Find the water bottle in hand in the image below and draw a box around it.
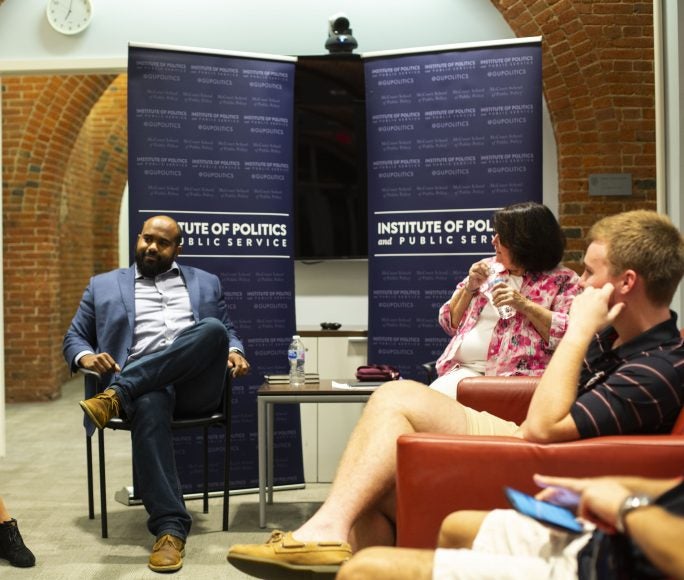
[288,335,306,387]
[482,266,516,320]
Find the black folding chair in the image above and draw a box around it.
[82,369,231,538]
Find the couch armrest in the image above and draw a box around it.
[457,376,538,424]
[396,432,684,548]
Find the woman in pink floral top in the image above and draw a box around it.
[432,203,581,398]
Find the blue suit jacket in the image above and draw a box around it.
[63,264,244,391]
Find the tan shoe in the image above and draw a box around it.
[148,534,185,573]
[79,388,121,430]
[227,530,351,578]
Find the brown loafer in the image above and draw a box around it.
[79,388,121,430]
[148,534,185,573]
[227,530,351,578]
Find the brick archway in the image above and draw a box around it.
[2,74,126,400]
[58,75,128,377]
[490,0,656,266]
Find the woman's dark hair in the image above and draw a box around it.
[493,202,566,273]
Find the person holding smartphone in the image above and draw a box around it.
[337,473,684,580]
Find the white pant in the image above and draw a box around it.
[433,510,593,580]
[428,366,482,400]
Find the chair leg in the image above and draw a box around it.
[222,421,230,531]
[97,429,109,539]
[131,444,139,501]
[86,435,95,520]
[202,426,209,514]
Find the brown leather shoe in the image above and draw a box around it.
[79,388,121,430]
[148,534,185,573]
[227,530,351,578]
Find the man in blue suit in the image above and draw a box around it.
[64,215,249,573]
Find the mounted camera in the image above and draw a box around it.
[325,13,358,54]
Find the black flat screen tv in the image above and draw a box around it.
[293,54,368,260]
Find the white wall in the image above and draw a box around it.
[0,88,4,456]
[0,0,513,68]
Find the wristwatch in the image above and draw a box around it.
[616,494,653,533]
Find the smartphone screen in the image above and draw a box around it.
[504,487,585,534]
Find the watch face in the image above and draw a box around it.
[46,0,93,35]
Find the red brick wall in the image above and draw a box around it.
[2,74,126,401]
[490,0,656,267]
[0,1,657,400]
[59,75,128,351]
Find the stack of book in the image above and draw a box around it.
[264,373,320,385]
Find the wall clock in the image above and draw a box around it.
[46,0,93,35]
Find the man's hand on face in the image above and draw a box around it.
[567,283,625,338]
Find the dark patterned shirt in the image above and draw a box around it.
[578,478,684,579]
[571,312,684,438]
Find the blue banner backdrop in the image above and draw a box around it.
[127,44,302,493]
[363,38,543,381]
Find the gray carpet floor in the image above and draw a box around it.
[0,377,330,579]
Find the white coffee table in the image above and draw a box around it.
[257,379,377,527]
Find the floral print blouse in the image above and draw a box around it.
[435,257,581,377]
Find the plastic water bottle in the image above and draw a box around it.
[288,335,306,387]
[490,276,516,320]
[482,266,516,320]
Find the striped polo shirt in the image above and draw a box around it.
[571,312,684,438]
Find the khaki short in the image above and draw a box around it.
[461,405,522,437]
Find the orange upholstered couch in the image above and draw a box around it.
[395,376,684,548]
